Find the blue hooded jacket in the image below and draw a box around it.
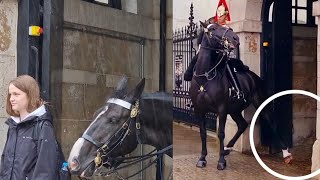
[0,105,58,180]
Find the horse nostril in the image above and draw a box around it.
[69,157,80,172]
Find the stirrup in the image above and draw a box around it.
[236,91,246,102]
[229,87,235,97]
[229,88,246,102]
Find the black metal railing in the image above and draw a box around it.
[173,3,217,132]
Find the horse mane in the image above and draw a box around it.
[140,92,172,103]
[139,92,172,127]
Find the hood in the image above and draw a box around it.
[10,105,47,124]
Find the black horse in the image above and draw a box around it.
[68,77,172,179]
[190,22,292,170]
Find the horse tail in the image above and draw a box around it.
[246,71,266,97]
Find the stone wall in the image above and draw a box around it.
[292,26,317,144]
[0,0,18,154]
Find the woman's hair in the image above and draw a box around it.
[6,75,43,116]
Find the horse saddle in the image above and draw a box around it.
[227,58,249,72]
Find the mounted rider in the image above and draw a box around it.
[184,0,247,101]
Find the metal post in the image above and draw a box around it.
[17,0,41,77]
[159,0,167,91]
[156,154,163,180]
[41,0,64,114]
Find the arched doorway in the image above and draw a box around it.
[261,0,293,152]
[261,0,317,154]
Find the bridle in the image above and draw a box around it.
[81,98,141,166]
[80,98,172,180]
[202,26,234,52]
[192,26,236,81]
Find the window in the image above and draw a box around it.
[268,3,273,22]
[268,0,316,26]
[292,0,316,26]
[83,0,122,10]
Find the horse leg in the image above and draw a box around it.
[217,112,227,170]
[196,114,208,168]
[252,93,292,163]
[223,112,248,156]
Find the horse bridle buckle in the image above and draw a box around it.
[122,123,128,129]
[130,101,139,118]
[95,152,102,167]
[136,122,141,129]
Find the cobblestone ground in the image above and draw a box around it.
[173,123,314,180]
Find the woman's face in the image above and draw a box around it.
[8,84,29,114]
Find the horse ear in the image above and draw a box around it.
[111,76,128,98]
[126,78,145,103]
[200,21,208,28]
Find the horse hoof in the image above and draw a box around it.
[284,155,293,164]
[196,160,207,168]
[217,161,226,170]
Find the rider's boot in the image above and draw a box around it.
[226,63,246,102]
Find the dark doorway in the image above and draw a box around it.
[261,0,293,152]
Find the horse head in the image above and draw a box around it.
[199,21,240,52]
[68,77,145,178]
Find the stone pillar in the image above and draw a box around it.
[223,0,263,152]
[0,0,18,153]
[312,1,320,178]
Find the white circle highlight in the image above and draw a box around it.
[249,90,320,180]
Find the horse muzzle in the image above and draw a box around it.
[69,158,80,173]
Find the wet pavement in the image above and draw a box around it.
[173,122,314,180]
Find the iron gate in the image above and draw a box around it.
[173,4,217,132]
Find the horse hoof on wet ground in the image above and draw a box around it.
[217,161,226,170]
[284,155,293,164]
[196,160,207,168]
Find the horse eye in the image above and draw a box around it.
[107,118,117,123]
[233,36,238,40]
